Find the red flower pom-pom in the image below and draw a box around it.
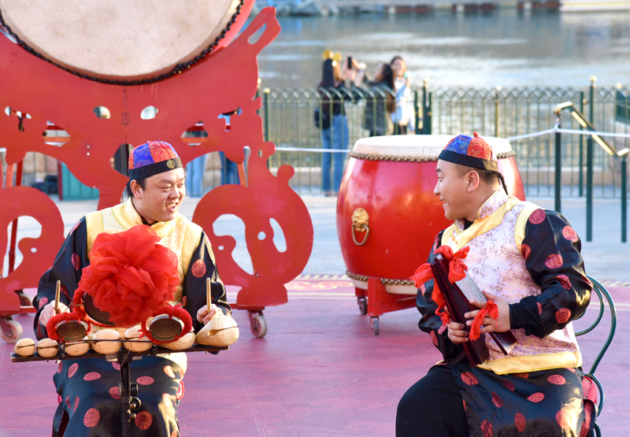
[76,225,180,328]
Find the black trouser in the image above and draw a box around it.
[396,365,469,437]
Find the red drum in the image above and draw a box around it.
[336,135,525,334]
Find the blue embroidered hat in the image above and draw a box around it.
[128,141,183,181]
[439,133,498,172]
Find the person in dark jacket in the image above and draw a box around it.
[354,63,396,137]
[317,53,353,196]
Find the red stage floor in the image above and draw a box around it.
[1,277,627,436]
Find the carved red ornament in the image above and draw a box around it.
[0,5,310,325]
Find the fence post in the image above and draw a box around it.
[554,112,562,213]
[414,89,421,135]
[422,78,428,135]
[427,92,433,135]
[578,91,584,197]
[263,88,270,143]
[586,77,596,242]
[622,154,627,243]
[495,85,501,138]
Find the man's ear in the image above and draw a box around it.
[467,171,480,193]
[130,180,142,199]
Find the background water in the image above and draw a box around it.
[255,9,630,89]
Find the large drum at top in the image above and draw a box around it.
[0,0,245,80]
[337,135,525,296]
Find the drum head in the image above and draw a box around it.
[149,315,183,342]
[83,294,116,327]
[56,320,88,342]
[0,0,243,80]
[351,135,514,159]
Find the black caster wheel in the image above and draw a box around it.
[371,317,380,336]
[250,313,268,338]
[357,297,367,315]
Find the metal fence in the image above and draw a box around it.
[5,81,630,199]
[261,81,630,198]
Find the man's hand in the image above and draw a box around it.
[465,291,511,334]
[39,302,69,326]
[196,304,221,324]
[447,320,469,344]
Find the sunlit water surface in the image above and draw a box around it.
[252,9,630,89]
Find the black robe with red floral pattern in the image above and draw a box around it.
[33,217,230,437]
[416,209,593,437]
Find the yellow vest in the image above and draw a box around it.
[85,199,204,304]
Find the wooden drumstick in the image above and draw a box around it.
[206,277,211,310]
[54,280,61,315]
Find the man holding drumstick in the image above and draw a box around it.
[34,141,230,437]
[396,133,592,437]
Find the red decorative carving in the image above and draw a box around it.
[0,187,65,312]
[0,4,312,325]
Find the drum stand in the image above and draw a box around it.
[12,343,227,436]
[117,349,141,437]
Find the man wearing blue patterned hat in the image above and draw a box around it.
[396,134,593,437]
[34,141,231,437]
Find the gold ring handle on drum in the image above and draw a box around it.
[351,208,370,246]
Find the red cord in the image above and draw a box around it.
[410,245,471,327]
[469,300,499,341]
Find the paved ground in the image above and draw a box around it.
[0,279,626,436]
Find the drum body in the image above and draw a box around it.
[337,135,525,295]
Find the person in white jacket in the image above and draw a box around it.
[390,56,415,135]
